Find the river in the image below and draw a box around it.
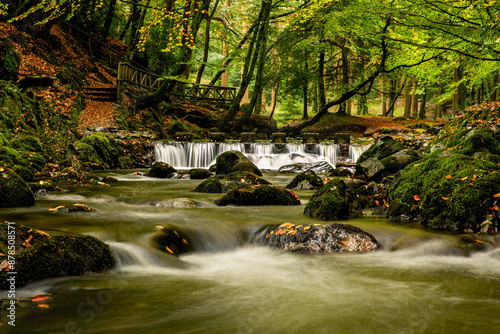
[1,172,500,333]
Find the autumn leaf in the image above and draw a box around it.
[446,175,452,179]
[493,192,500,198]
[473,174,479,179]
[0,260,11,272]
[32,295,48,302]
[442,197,450,200]
[489,206,499,211]
[413,195,421,201]
[375,200,380,206]
[459,176,468,181]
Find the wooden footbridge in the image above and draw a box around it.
[117,62,236,105]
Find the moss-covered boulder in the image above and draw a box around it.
[148,162,177,178]
[10,135,43,153]
[48,203,97,213]
[193,172,271,193]
[189,168,211,179]
[285,170,324,190]
[153,198,197,208]
[387,154,500,232]
[250,222,380,253]
[215,184,300,206]
[0,39,20,81]
[0,223,115,289]
[0,168,35,208]
[357,135,406,164]
[78,132,119,169]
[379,149,421,174]
[215,151,262,176]
[303,179,355,220]
[151,225,194,256]
[101,176,119,184]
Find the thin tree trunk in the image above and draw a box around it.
[435,84,444,120]
[418,86,426,119]
[317,34,326,109]
[380,76,386,116]
[404,78,412,118]
[196,0,220,84]
[101,0,117,40]
[411,77,418,118]
[337,42,349,114]
[303,50,309,119]
[493,72,499,101]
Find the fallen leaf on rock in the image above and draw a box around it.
[413,195,421,201]
[32,295,48,302]
[0,260,11,272]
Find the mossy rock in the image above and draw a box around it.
[285,170,324,190]
[387,154,500,231]
[148,162,177,178]
[0,223,115,289]
[0,146,23,166]
[48,203,97,213]
[13,165,35,182]
[460,129,500,156]
[0,39,20,80]
[215,150,262,176]
[303,179,353,220]
[250,223,380,253]
[20,152,47,172]
[193,172,270,193]
[75,141,101,165]
[0,168,35,208]
[80,132,119,169]
[101,176,119,184]
[357,135,406,164]
[189,169,211,179]
[379,149,421,174]
[10,135,43,153]
[215,184,300,206]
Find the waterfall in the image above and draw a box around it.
[154,142,371,170]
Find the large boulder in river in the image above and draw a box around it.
[215,184,300,206]
[285,170,324,190]
[250,223,380,253]
[278,161,334,174]
[0,222,115,289]
[193,171,270,193]
[148,162,177,178]
[215,151,262,176]
[387,154,500,232]
[0,167,35,208]
[304,179,358,220]
[189,169,211,179]
[355,136,418,181]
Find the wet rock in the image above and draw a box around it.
[151,225,194,256]
[215,184,300,206]
[154,198,197,208]
[101,176,119,184]
[189,169,211,179]
[48,203,97,213]
[148,162,177,178]
[356,157,385,180]
[278,161,334,174]
[193,172,271,193]
[215,151,262,176]
[0,168,35,208]
[285,170,324,190]
[304,179,357,220]
[357,135,406,164]
[329,168,354,177]
[0,222,115,289]
[379,149,421,174]
[250,222,380,253]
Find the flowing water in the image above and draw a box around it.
[153,142,370,169]
[1,172,500,334]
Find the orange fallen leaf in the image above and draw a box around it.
[459,176,468,181]
[32,295,48,302]
[375,200,380,206]
[446,175,452,179]
[442,197,450,200]
[493,192,500,198]
[473,174,479,179]
[413,195,421,201]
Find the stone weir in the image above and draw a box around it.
[153,138,371,170]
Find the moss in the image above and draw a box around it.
[189,169,211,179]
[75,141,100,164]
[285,170,324,190]
[0,229,115,289]
[166,120,188,136]
[193,175,228,193]
[80,132,119,168]
[304,179,351,220]
[0,146,23,166]
[148,162,177,178]
[13,165,35,182]
[193,172,270,193]
[387,154,500,231]
[215,184,300,206]
[0,133,6,147]
[357,136,406,164]
[0,168,35,207]
[10,135,43,153]
[460,131,500,156]
[215,150,262,176]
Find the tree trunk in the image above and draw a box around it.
[303,50,309,119]
[196,0,220,84]
[435,84,444,120]
[100,0,116,40]
[493,72,499,101]
[317,35,326,109]
[337,42,349,115]
[380,76,386,116]
[234,0,272,129]
[404,78,412,118]
[357,95,368,115]
[418,86,426,119]
[411,77,418,118]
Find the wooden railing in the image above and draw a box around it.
[117,62,236,104]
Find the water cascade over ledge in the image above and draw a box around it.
[154,141,371,169]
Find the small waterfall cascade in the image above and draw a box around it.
[154,141,371,170]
